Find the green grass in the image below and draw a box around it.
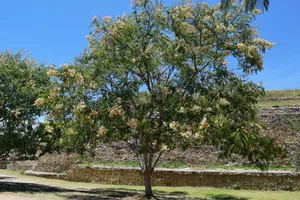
[0,169,300,200]
[79,161,294,171]
[263,89,300,99]
[203,164,294,171]
[258,99,300,108]
[80,160,187,169]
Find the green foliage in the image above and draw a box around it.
[272,104,280,108]
[221,0,270,12]
[0,50,50,160]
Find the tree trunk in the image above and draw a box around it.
[144,169,153,199]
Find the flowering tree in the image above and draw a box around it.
[40,0,281,198]
[0,51,50,160]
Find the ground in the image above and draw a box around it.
[1,170,300,200]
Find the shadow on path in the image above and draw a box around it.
[0,179,249,200]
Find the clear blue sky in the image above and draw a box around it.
[0,0,298,90]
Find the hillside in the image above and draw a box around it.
[258,89,300,108]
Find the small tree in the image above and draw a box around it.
[0,50,50,160]
[42,0,282,198]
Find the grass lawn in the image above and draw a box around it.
[80,161,295,172]
[1,170,300,200]
[258,99,300,108]
[263,90,300,99]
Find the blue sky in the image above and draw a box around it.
[0,0,298,90]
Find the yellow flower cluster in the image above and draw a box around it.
[180,130,192,139]
[102,16,113,23]
[172,1,193,20]
[97,126,107,136]
[48,90,57,101]
[161,86,168,99]
[253,38,275,49]
[200,117,209,130]
[252,9,262,15]
[44,125,54,133]
[216,23,226,32]
[47,69,58,77]
[34,98,45,106]
[75,73,84,84]
[161,144,168,151]
[88,81,98,90]
[127,118,138,129]
[219,98,230,106]
[66,68,76,77]
[109,104,125,117]
[169,121,178,131]
[76,101,86,111]
[192,105,201,113]
[67,128,77,135]
[180,22,196,35]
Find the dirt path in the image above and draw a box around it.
[0,174,44,200]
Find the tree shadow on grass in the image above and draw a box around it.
[0,181,74,193]
[0,181,249,200]
[0,176,16,180]
[207,194,248,200]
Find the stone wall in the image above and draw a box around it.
[92,108,300,167]
[6,161,37,171]
[0,161,9,169]
[64,166,300,191]
[33,153,77,172]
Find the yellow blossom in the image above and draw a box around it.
[169,121,178,130]
[200,117,209,130]
[97,126,107,136]
[48,90,57,101]
[67,128,77,135]
[88,81,98,89]
[47,69,58,77]
[180,131,192,139]
[161,86,168,99]
[216,23,226,32]
[61,64,69,70]
[131,58,136,63]
[203,16,213,23]
[34,98,45,106]
[109,104,125,117]
[219,98,230,106]
[161,144,168,151]
[127,118,138,129]
[252,8,262,15]
[192,105,201,112]
[227,24,236,32]
[102,16,113,23]
[75,73,84,84]
[76,101,86,111]
[44,125,54,133]
[66,68,76,77]
[253,38,275,49]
